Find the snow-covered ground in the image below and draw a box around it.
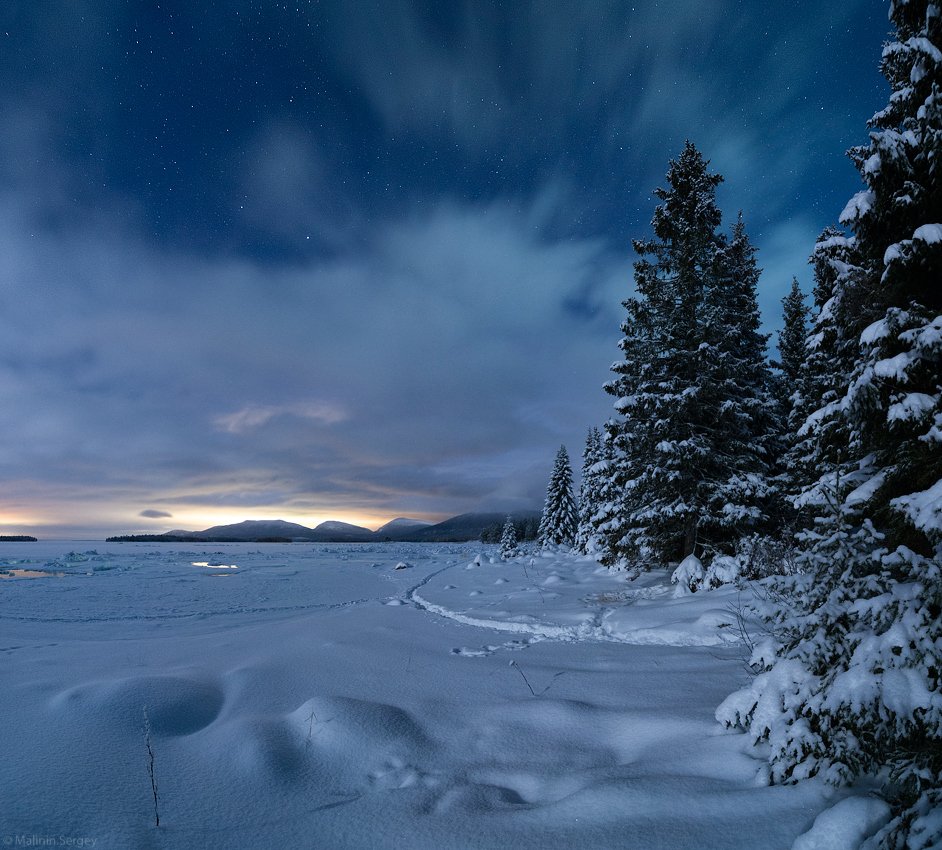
[1,541,854,849]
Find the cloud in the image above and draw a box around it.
[234,121,358,250]
[214,401,349,435]
[314,0,644,161]
[139,509,173,519]
[0,155,624,530]
[0,0,887,535]
[315,0,871,163]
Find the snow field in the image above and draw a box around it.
[0,542,869,849]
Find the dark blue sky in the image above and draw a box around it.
[0,1,889,535]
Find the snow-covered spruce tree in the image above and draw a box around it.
[719,4,942,845]
[538,445,578,548]
[575,427,608,554]
[779,278,809,383]
[771,276,810,513]
[782,226,865,505]
[603,142,725,566]
[775,278,809,404]
[704,213,780,539]
[499,516,519,559]
[588,427,622,563]
[603,143,774,568]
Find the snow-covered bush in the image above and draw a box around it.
[719,462,942,846]
[702,554,741,589]
[671,554,704,594]
[736,534,801,580]
[672,553,745,592]
[718,537,942,812]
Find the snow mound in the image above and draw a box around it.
[51,673,225,736]
[912,223,942,244]
[791,795,891,850]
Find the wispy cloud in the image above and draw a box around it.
[0,164,622,529]
[214,401,349,435]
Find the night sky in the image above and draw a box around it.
[1,1,889,537]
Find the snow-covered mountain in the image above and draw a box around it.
[197,519,316,540]
[111,512,539,542]
[406,512,539,542]
[310,520,375,541]
[374,517,433,537]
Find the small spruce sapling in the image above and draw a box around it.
[499,516,519,559]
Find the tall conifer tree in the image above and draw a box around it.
[704,213,778,539]
[783,227,863,502]
[604,142,724,565]
[604,143,774,567]
[773,277,810,505]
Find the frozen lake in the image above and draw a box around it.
[1,541,836,849]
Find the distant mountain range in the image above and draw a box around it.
[107,512,540,544]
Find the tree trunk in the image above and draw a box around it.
[682,517,698,559]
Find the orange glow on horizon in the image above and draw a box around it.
[0,508,49,529]
[0,486,448,538]
[132,507,442,534]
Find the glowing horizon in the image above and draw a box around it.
[0,475,458,539]
[0,510,446,539]
[0,501,449,539]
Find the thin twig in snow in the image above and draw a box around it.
[509,659,564,697]
[143,706,160,828]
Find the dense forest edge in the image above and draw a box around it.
[527,4,941,847]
